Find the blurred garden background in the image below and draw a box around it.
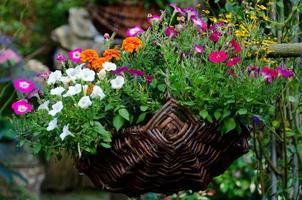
[1,0,302,199]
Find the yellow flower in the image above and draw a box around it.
[257,5,267,10]
[210,17,217,23]
[250,15,257,20]
[203,10,210,15]
[262,15,269,21]
[226,13,232,19]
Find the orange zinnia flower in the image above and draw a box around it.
[80,49,98,63]
[103,49,120,60]
[87,84,95,95]
[122,37,143,53]
[90,57,110,71]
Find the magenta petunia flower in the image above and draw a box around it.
[126,26,144,37]
[261,66,278,83]
[209,51,229,63]
[146,75,154,84]
[194,45,204,54]
[170,3,184,15]
[191,16,207,31]
[210,22,225,31]
[68,48,82,63]
[11,99,33,115]
[209,32,221,42]
[230,39,241,53]
[112,66,129,75]
[226,56,241,67]
[276,66,294,78]
[248,65,259,78]
[129,69,145,77]
[184,7,198,18]
[13,79,35,93]
[56,54,66,62]
[147,14,161,23]
[0,49,21,64]
[165,26,178,38]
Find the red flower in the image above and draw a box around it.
[230,39,241,53]
[226,56,241,67]
[209,51,228,63]
[209,32,221,42]
[260,66,278,83]
[146,75,154,84]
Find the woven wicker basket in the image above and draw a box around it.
[76,98,249,196]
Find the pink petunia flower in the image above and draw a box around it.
[129,69,145,77]
[210,22,225,31]
[165,26,178,38]
[112,66,129,75]
[68,48,82,63]
[248,65,259,78]
[11,99,33,115]
[260,66,278,83]
[194,45,204,54]
[146,75,154,84]
[191,16,207,31]
[276,66,294,78]
[104,33,110,40]
[184,7,198,18]
[170,3,184,15]
[56,54,66,62]
[0,49,21,64]
[226,56,241,67]
[230,39,241,53]
[209,32,221,42]
[13,79,35,93]
[209,51,229,63]
[147,14,161,23]
[126,26,144,37]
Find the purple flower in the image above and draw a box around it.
[252,115,260,126]
[128,69,145,77]
[13,79,35,93]
[68,48,82,63]
[27,88,40,99]
[56,54,66,62]
[165,26,178,38]
[210,22,225,31]
[146,75,154,84]
[276,66,294,79]
[147,14,161,23]
[194,45,204,54]
[170,3,184,15]
[191,16,207,31]
[0,49,21,64]
[209,32,221,42]
[184,7,198,18]
[112,66,129,75]
[248,65,259,78]
[126,26,144,37]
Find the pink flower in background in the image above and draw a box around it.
[194,45,204,54]
[0,49,21,64]
[209,51,228,63]
[184,7,198,17]
[13,79,35,93]
[104,33,110,40]
[147,14,161,23]
[68,48,82,63]
[112,66,129,75]
[129,69,145,77]
[170,3,184,15]
[165,26,178,38]
[248,65,259,78]
[126,26,144,37]
[27,88,40,99]
[230,39,241,53]
[226,56,241,67]
[146,75,154,84]
[209,32,221,42]
[56,54,66,62]
[261,66,278,83]
[191,16,207,31]
[11,99,33,115]
[276,66,294,78]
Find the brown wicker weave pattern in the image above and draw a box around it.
[76,99,249,196]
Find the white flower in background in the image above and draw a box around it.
[50,86,65,96]
[63,84,82,97]
[66,64,83,81]
[60,76,71,85]
[47,70,62,85]
[110,76,125,89]
[37,100,50,111]
[97,69,106,80]
[60,124,73,140]
[90,85,106,100]
[47,118,58,131]
[48,101,63,116]
[78,96,92,109]
[80,68,95,82]
[103,62,117,71]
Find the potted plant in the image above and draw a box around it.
[11,3,293,197]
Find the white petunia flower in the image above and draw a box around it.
[48,101,63,116]
[78,96,92,109]
[47,70,62,85]
[82,85,88,96]
[103,62,117,71]
[60,124,73,140]
[60,76,71,85]
[47,118,58,131]
[90,85,106,100]
[50,86,65,96]
[97,69,106,80]
[110,76,125,89]
[66,64,83,81]
[37,100,50,111]
[63,84,82,97]
[80,68,95,82]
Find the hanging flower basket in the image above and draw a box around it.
[76,98,249,196]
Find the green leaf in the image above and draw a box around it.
[140,105,148,112]
[113,115,124,131]
[199,110,209,119]
[222,109,231,119]
[101,142,111,148]
[33,144,42,154]
[137,112,147,124]
[237,108,247,115]
[288,96,297,103]
[157,84,166,92]
[223,118,236,133]
[214,110,221,120]
[118,108,130,121]
[105,104,114,111]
